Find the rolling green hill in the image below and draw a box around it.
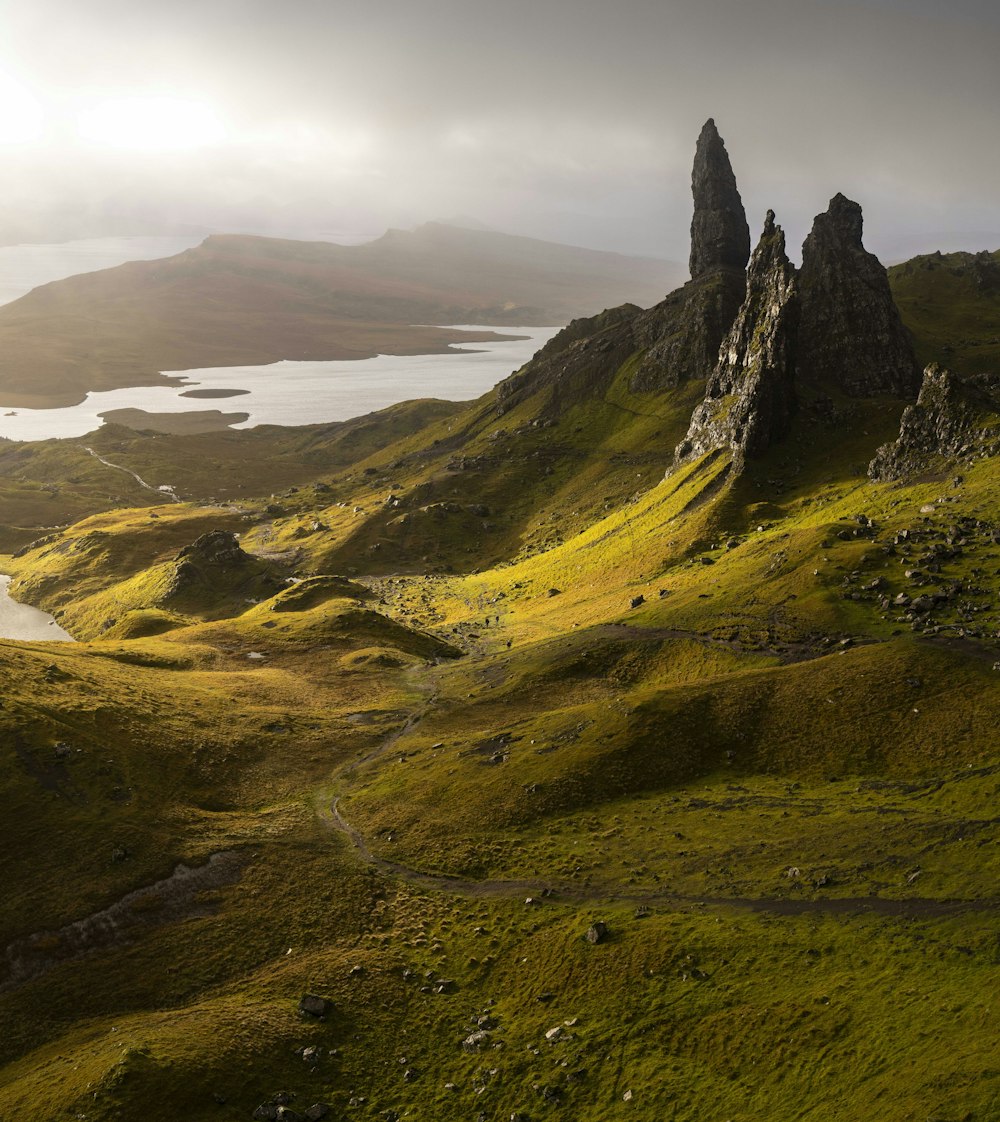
[2,126,1000,1121]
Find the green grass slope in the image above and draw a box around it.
[2,245,1000,1120]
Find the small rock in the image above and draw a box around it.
[585,921,609,944]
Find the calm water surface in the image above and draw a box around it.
[0,325,560,441]
[0,576,74,641]
[0,237,561,442]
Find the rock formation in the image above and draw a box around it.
[689,118,752,278]
[869,364,1000,482]
[797,193,920,397]
[629,120,749,391]
[674,211,798,469]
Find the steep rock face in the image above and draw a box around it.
[797,194,920,397]
[629,270,748,392]
[868,364,1000,481]
[689,119,751,278]
[674,212,799,469]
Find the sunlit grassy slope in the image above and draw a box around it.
[1,250,1000,1120]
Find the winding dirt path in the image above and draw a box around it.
[84,446,181,502]
[323,796,1000,919]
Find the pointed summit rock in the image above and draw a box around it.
[797,193,920,397]
[629,121,748,391]
[689,119,752,279]
[674,210,799,470]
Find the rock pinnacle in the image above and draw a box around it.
[689,119,751,279]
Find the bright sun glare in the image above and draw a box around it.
[77,96,226,151]
[0,72,43,144]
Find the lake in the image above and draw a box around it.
[0,576,74,642]
[0,325,560,441]
[0,236,561,442]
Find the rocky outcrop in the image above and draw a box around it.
[495,120,752,403]
[175,529,249,567]
[797,194,920,397]
[674,212,798,469]
[689,119,751,278]
[495,303,644,416]
[868,364,1000,481]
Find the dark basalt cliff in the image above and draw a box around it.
[798,193,920,397]
[869,364,1000,481]
[674,211,798,469]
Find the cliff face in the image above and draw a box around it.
[869,364,1000,481]
[797,194,920,397]
[674,211,798,469]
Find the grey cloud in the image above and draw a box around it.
[2,0,998,261]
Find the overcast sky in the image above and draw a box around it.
[1,0,998,261]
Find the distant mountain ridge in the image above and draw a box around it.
[0,223,683,409]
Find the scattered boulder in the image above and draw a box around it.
[585,921,609,944]
[297,994,332,1018]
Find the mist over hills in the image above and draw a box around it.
[1,117,1000,1122]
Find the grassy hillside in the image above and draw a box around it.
[889,248,1000,377]
[2,244,1000,1120]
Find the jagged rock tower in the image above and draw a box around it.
[674,210,798,470]
[797,193,920,397]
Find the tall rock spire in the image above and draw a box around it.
[689,119,751,278]
[797,193,920,397]
[673,210,799,469]
[630,120,749,391]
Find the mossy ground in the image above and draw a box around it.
[2,261,1000,1120]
